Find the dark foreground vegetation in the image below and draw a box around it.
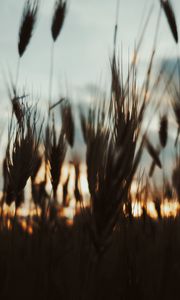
[1,0,180,299]
[1,215,180,300]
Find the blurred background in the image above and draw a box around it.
[0,0,180,182]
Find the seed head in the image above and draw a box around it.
[51,0,67,42]
[18,0,38,57]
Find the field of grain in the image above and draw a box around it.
[1,0,180,299]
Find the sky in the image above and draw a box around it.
[0,0,180,107]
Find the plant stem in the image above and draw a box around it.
[49,42,55,110]
[15,57,20,91]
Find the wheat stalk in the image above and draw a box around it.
[159,114,168,148]
[160,0,178,43]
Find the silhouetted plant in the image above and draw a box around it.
[18,0,39,57]
[51,0,67,42]
[145,137,162,169]
[5,106,41,208]
[16,0,39,87]
[61,100,75,147]
[45,116,67,200]
[160,0,178,43]
[49,0,67,103]
[159,114,168,148]
[172,155,180,200]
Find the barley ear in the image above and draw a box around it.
[51,0,67,42]
[161,0,178,43]
[18,0,39,57]
[159,114,168,148]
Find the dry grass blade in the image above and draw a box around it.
[80,111,88,144]
[45,117,67,199]
[61,100,75,147]
[159,114,168,148]
[31,181,47,207]
[51,0,67,42]
[74,161,82,202]
[2,157,8,195]
[172,156,180,200]
[49,97,64,111]
[149,145,161,177]
[62,173,69,206]
[149,160,156,177]
[11,95,28,124]
[154,195,162,219]
[160,0,178,43]
[164,180,173,199]
[6,77,27,124]
[111,55,122,101]
[145,137,162,169]
[31,150,42,182]
[171,87,180,145]
[18,0,38,57]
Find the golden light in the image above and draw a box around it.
[1,163,180,234]
[161,200,180,218]
[18,219,33,235]
[79,164,89,197]
[131,201,143,218]
[146,201,158,219]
